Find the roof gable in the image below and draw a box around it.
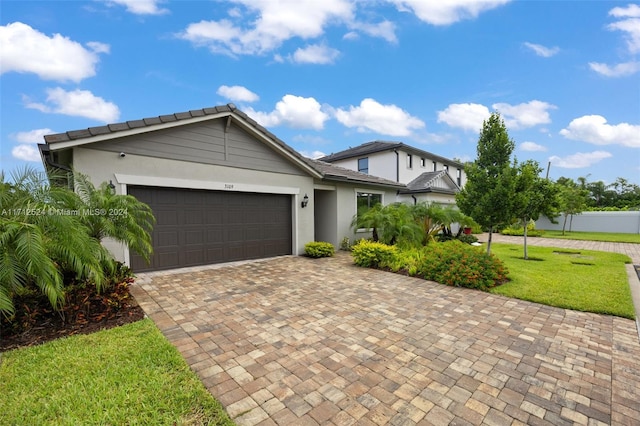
[41,104,406,190]
[400,170,460,195]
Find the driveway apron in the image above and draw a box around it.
[131,238,640,426]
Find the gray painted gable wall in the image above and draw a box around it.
[90,118,306,176]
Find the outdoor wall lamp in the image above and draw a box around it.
[108,180,116,194]
[301,193,309,208]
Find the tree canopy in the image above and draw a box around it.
[456,112,516,254]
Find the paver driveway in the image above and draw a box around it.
[131,243,640,425]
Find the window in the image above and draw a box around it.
[432,161,437,172]
[456,168,462,186]
[357,157,369,174]
[356,192,382,213]
[420,157,425,168]
[444,165,449,173]
[407,154,413,169]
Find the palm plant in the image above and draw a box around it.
[70,172,155,262]
[0,167,110,317]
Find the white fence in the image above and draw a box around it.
[535,211,640,234]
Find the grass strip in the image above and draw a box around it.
[490,243,635,319]
[0,319,234,426]
[538,230,640,244]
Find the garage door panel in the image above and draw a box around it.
[129,186,292,271]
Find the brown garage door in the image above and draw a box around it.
[128,186,292,272]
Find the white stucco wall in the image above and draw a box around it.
[72,147,317,263]
[536,211,640,234]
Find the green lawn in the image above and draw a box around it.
[490,243,635,319]
[0,319,234,426]
[538,230,640,244]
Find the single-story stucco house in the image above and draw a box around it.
[39,104,407,272]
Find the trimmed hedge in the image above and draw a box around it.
[352,240,508,291]
[351,240,398,268]
[304,241,335,258]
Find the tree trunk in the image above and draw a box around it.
[562,213,568,236]
[487,225,493,255]
[523,217,528,260]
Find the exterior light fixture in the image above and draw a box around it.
[108,180,116,194]
[301,193,309,208]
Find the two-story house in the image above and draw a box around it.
[320,141,466,206]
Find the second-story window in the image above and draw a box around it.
[407,154,413,169]
[432,161,437,172]
[358,157,369,174]
[420,157,425,168]
[457,168,462,186]
[444,165,449,173]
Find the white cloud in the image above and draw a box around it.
[216,85,259,102]
[492,100,556,129]
[607,4,640,53]
[25,88,120,123]
[178,0,354,56]
[0,22,107,82]
[245,95,328,130]
[560,115,640,148]
[388,0,511,26]
[523,42,559,57]
[589,61,640,77]
[11,128,54,144]
[520,141,547,152]
[437,103,490,132]
[335,98,425,137]
[291,44,340,64]
[12,144,41,162]
[548,151,612,169]
[299,150,327,159]
[589,5,640,77]
[105,0,168,15]
[86,41,111,54]
[349,20,397,43]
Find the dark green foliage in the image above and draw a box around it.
[457,234,479,244]
[1,259,136,337]
[456,113,517,254]
[351,240,398,268]
[0,167,155,319]
[352,240,509,291]
[352,202,476,249]
[304,241,335,258]
[414,241,509,290]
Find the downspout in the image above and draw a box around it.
[411,195,417,205]
[394,149,399,182]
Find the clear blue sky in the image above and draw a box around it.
[2,0,639,185]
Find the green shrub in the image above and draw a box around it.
[351,240,397,268]
[340,237,351,251]
[304,241,335,258]
[417,241,508,290]
[457,234,479,244]
[500,220,544,237]
[354,240,509,291]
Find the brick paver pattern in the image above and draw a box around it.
[131,235,640,425]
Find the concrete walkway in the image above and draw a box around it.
[131,238,640,425]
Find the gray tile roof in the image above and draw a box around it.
[306,158,405,188]
[399,170,459,195]
[42,104,405,189]
[320,140,464,167]
[44,104,239,143]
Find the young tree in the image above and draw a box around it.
[456,112,516,254]
[556,178,589,235]
[512,160,560,259]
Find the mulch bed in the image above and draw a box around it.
[1,281,145,352]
